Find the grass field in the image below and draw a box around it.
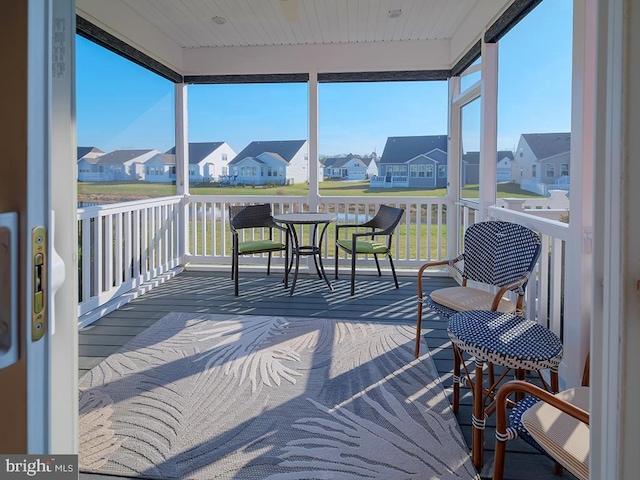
[78,180,541,203]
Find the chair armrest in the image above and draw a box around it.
[495,380,590,441]
[417,259,456,299]
[492,274,530,311]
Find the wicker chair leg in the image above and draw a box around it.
[452,345,462,413]
[493,438,507,480]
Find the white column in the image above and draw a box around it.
[561,0,594,386]
[447,77,461,258]
[479,42,498,219]
[50,0,78,453]
[593,0,639,478]
[174,84,190,259]
[307,70,320,211]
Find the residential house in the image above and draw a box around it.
[144,153,176,183]
[322,154,377,180]
[515,133,571,193]
[167,142,236,184]
[87,149,160,181]
[372,135,448,188]
[77,146,104,181]
[227,140,312,185]
[462,150,516,185]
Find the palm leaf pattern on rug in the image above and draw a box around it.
[79,313,478,480]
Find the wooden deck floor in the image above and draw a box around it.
[79,270,571,480]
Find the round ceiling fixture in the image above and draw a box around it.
[211,16,227,25]
[387,9,402,19]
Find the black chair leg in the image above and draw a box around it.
[388,255,399,289]
[334,245,339,279]
[267,252,272,275]
[350,251,356,295]
[373,254,381,276]
[234,256,239,296]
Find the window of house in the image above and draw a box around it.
[426,166,434,178]
[222,167,228,175]
[546,164,555,177]
[438,165,446,178]
[410,165,417,178]
[222,153,227,161]
[532,164,537,177]
[560,163,569,176]
[189,167,196,175]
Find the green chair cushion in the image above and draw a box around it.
[336,238,389,254]
[238,240,285,254]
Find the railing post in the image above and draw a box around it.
[308,70,320,213]
[175,83,189,263]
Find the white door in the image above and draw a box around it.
[0,0,77,454]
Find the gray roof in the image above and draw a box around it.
[424,149,447,164]
[462,150,515,165]
[166,142,225,164]
[95,149,155,165]
[229,140,306,166]
[522,133,571,160]
[379,135,448,164]
[77,146,103,160]
[155,153,175,165]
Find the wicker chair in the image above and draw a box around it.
[414,221,542,411]
[334,205,404,296]
[229,204,288,296]
[493,356,590,480]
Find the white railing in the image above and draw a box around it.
[183,195,450,270]
[77,196,182,326]
[520,178,549,196]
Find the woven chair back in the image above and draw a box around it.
[361,205,404,234]
[229,204,274,230]
[461,221,542,290]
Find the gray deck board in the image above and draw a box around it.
[78,270,569,480]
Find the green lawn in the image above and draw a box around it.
[78,180,541,202]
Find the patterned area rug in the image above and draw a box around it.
[79,313,478,479]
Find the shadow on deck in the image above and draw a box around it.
[79,270,571,480]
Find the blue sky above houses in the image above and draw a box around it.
[76,0,572,158]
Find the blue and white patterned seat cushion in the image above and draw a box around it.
[509,396,548,453]
[429,287,516,315]
[447,310,563,370]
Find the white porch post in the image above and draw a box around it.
[478,41,498,219]
[592,0,639,478]
[560,0,594,386]
[308,70,320,211]
[175,83,190,260]
[447,77,461,257]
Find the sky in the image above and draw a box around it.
[75,0,572,157]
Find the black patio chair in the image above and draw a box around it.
[334,205,405,295]
[229,203,288,296]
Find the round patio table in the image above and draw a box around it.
[274,212,337,296]
[447,310,563,468]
